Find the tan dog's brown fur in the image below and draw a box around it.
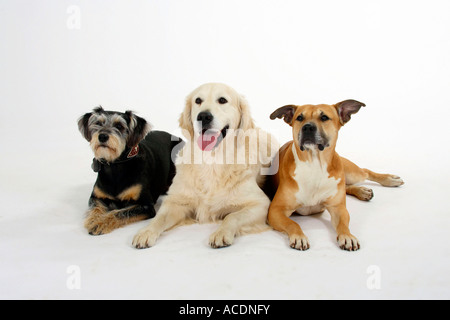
[267,100,403,251]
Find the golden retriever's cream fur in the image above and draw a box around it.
[132,83,278,248]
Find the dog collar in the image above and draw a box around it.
[127,145,139,158]
[91,145,139,172]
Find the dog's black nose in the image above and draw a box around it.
[197,111,214,126]
[98,133,109,143]
[302,123,317,133]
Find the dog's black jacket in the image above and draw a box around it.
[89,130,184,218]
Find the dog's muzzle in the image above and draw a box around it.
[197,111,214,129]
[299,123,326,151]
[195,111,229,151]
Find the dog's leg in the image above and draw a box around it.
[209,196,270,249]
[114,204,156,219]
[341,157,375,201]
[364,169,404,187]
[268,206,310,250]
[267,193,310,250]
[345,185,374,201]
[85,203,152,235]
[85,200,109,235]
[208,188,271,249]
[326,204,360,251]
[109,205,154,231]
[341,157,403,200]
[132,197,192,249]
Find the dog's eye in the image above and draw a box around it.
[195,97,203,105]
[218,97,228,104]
[296,115,304,122]
[114,123,124,131]
[95,121,104,126]
[320,115,330,122]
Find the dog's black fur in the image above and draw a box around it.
[78,107,184,235]
[91,130,183,216]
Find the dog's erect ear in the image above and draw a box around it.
[78,112,93,141]
[334,100,366,125]
[179,95,194,139]
[93,106,104,114]
[238,95,256,131]
[270,105,298,126]
[125,111,152,147]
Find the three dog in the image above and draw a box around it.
[79,85,403,250]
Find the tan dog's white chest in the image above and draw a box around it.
[291,144,340,209]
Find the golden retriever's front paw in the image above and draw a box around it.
[133,228,159,249]
[337,233,360,251]
[209,229,235,248]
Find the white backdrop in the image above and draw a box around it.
[1,0,449,300]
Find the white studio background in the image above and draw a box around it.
[0,0,449,300]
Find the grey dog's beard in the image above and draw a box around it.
[90,133,125,162]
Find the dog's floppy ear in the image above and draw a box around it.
[125,111,152,147]
[78,112,93,141]
[238,95,255,131]
[270,105,297,126]
[78,106,105,141]
[334,99,366,125]
[179,95,194,139]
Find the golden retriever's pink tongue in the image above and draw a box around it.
[198,132,221,151]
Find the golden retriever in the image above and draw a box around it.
[132,83,278,248]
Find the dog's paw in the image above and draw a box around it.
[289,234,310,251]
[356,186,374,201]
[209,229,235,249]
[381,175,404,187]
[337,233,360,251]
[84,214,116,235]
[132,228,159,249]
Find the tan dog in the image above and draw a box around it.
[267,100,404,251]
